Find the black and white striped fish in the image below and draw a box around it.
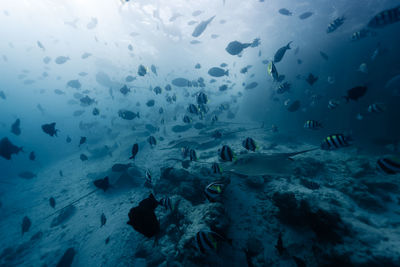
[242,137,257,151]
[211,162,222,174]
[194,230,223,254]
[327,16,345,33]
[367,103,386,113]
[328,99,340,109]
[159,197,173,210]
[377,157,400,175]
[197,92,208,105]
[218,145,235,161]
[205,181,225,202]
[321,134,352,150]
[304,120,322,130]
[368,5,400,28]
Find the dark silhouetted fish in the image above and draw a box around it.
[37,41,45,51]
[306,73,318,86]
[225,38,260,55]
[66,136,72,143]
[368,5,400,28]
[130,143,139,160]
[101,213,106,227]
[0,137,23,160]
[274,41,292,63]
[118,110,140,120]
[0,91,6,99]
[120,85,130,95]
[80,154,88,161]
[245,82,258,90]
[11,118,21,136]
[138,64,147,76]
[22,216,31,235]
[287,100,301,112]
[93,176,110,192]
[127,193,160,238]
[81,52,91,59]
[125,75,135,82]
[49,197,56,208]
[66,79,81,89]
[146,99,155,107]
[55,56,70,64]
[275,232,285,255]
[279,8,292,16]
[343,86,367,102]
[79,136,87,147]
[42,122,58,137]
[151,64,157,75]
[299,11,313,20]
[192,15,215,37]
[29,151,35,161]
[56,248,76,267]
[80,95,95,105]
[172,77,191,87]
[208,67,228,77]
[320,51,329,60]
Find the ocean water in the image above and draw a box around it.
[1,0,400,266]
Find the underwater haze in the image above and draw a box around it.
[1,0,400,266]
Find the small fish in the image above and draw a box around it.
[377,156,400,175]
[80,95,95,106]
[129,143,139,160]
[219,145,235,162]
[195,63,201,69]
[146,100,155,107]
[158,197,172,210]
[22,216,31,235]
[197,92,208,105]
[11,119,21,136]
[18,171,36,179]
[219,84,228,91]
[81,52,91,59]
[321,134,352,150]
[343,86,367,102]
[59,170,63,177]
[299,12,313,20]
[79,136,87,147]
[304,120,322,130]
[367,103,386,113]
[189,149,197,161]
[66,136,72,143]
[137,65,147,76]
[101,213,107,227]
[37,41,45,51]
[29,151,36,161]
[80,154,88,161]
[211,162,222,174]
[187,104,199,115]
[192,16,215,37]
[277,82,291,94]
[145,169,152,186]
[242,137,257,151]
[305,73,318,86]
[225,38,260,56]
[93,176,110,192]
[49,197,56,208]
[275,232,285,255]
[147,136,157,147]
[274,41,292,63]
[328,99,340,109]
[194,230,225,254]
[278,8,292,16]
[92,108,100,116]
[183,115,192,124]
[368,6,400,28]
[320,51,329,61]
[208,67,228,77]
[55,56,70,64]
[267,61,279,81]
[120,85,130,95]
[205,181,226,202]
[153,86,162,95]
[351,29,372,41]
[42,122,59,137]
[327,16,345,33]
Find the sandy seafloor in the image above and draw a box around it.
[1,122,400,267]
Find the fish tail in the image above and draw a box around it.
[287,41,293,49]
[225,70,229,76]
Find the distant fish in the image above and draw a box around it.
[80,154,88,161]
[321,134,352,150]
[343,86,367,102]
[18,171,37,179]
[29,151,36,161]
[43,56,51,64]
[137,65,147,76]
[92,108,100,116]
[274,41,292,63]
[21,216,31,235]
[147,136,157,147]
[225,38,260,55]
[81,52,92,59]
[73,110,85,117]
[351,29,373,41]
[219,145,235,162]
[319,51,329,60]
[120,85,130,95]
[87,17,98,29]
[208,67,228,77]
[0,91,6,100]
[129,143,139,160]
[146,99,155,107]
[192,16,215,37]
[151,64,157,75]
[118,109,140,120]
[80,95,95,105]
[377,156,400,175]
[368,6,400,28]
[219,84,228,91]
[304,120,322,130]
[267,61,279,81]
[367,103,386,114]
[305,73,318,86]
[37,41,45,51]
[190,40,201,45]
[287,100,301,112]
[41,122,58,137]
[275,232,285,255]
[47,197,56,209]
[153,86,162,95]
[327,16,345,33]
[125,75,135,82]
[211,34,219,39]
[278,8,292,16]
[78,72,88,77]
[93,176,110,192]
[101,213,106,227]
[54,89,65,95]
[55,56,70,64]
[245,82,258,90]
[79,136,87,147]
[66,136,72,143]
[188,20,197,25]
[56,248,76,267]
[277,82,291,94]
[195,63,201,69]
[192,10,202,16]
[172,77,191,87]
[299,11,313,20]
[67,79,81,89]
[11,119,21,136]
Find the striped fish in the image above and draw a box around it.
[328,99,340,110]
[219,145,235,161]
[159,197,172,210]
[377,157,400,175]
[367,103,385,113]
[194,230,222,254]
[205,181,225,201]
[321,134,352,150]
[304,120,322,130]
[327,16,345,33]
[211,162,222,174]
[145,169,152,186]
[242,137,257,151]
[368,6,400,28]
